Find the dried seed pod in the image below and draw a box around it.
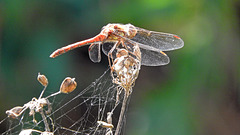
[37,73,48,86]
[6,106,24,119]
[60,77,77,94]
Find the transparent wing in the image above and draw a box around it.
[124,39,170,66]
[112,33,170,66]
[102,39,169,66]
[102,39,171,66]
[88,43,101,63]
[140,48,169,66]
[102,42,118,59]
[131,27,184,51]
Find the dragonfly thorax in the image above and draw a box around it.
[102,23,137,41]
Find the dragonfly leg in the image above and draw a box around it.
[107,41,120,70]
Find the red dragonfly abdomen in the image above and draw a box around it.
[50,34,107,58]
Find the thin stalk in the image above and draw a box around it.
[38,86,47,99]
[45,91,61,99]
[40,110,50,132]
[114,90,129,135]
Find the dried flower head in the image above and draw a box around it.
[6,106,24,119]
[60,77,77,94]
[37,73,48,86]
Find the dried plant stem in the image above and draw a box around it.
[40,110,50,132]
[45,91,61,99]
[38,86,47,99]
[114,90,129,135]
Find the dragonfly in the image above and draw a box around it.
[50,23,184,66]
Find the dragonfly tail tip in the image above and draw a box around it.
[49,54,55,58]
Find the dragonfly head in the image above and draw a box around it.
[124,24,137,39]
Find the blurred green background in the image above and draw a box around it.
[1,0,240,134]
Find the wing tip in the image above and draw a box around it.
[174,35,184,49]
[179,39,184,48]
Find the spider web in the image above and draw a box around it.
[0,68,131,135]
